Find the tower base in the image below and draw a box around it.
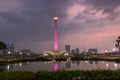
[43,50,70,58]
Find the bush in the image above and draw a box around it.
[36,70,120,80]
[0,71,36,80]
[0,70,120,80]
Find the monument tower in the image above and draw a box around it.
[43,16,69,58]
[53,16,58,51]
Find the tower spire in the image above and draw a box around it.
[53,16,58,51]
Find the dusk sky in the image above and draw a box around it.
[0,0,120,53]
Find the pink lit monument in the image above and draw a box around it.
[43,17,69,58]
[53,16,58,51]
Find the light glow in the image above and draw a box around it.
[19,62,22,67]
[20,52,23,55]
[8,51,11,54]
[106,63,109,69]
[112,48,116,52]
[7,64,10,70]
[53,16,58,20]
[114,63,117,69]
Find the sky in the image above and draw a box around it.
[0,0,120,53]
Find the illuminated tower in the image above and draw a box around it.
[43,17,69,58]
[53,16,58,51]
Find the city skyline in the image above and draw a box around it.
[0,0,120,53]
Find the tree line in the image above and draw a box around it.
[0,41,7,50]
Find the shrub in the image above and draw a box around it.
[1,70,120,80]
[6,71,36,80]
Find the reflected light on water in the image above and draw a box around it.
[102,61,105,64]
[114,63,117,69]
[19,62,22,67]
[7,64,10,70]
[106,63,109,69]
[54,64,58,71]
[85,61,88,63]
[27,61,30,64]
[7,64,10,72]
[14,63,17,66]
[93,62,95,65]
[1,61,120,72]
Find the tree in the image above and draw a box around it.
[0,41,7,50]
[115,36,120,52]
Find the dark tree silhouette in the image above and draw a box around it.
[115,36,120,52]
[0,41,7,50]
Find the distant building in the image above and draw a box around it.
[88,48,97,54]
[20,49,34,55]
[7,43,15,54]
[65,45,70,53]
[76,48,79,54]
[71,49,75,54]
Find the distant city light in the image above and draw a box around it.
[104,50,108,53]
[27,53,30,56]
[112,48,116,52]
[53,16,58,20]
[8,51,11,54]
[67,58,71,61]
[43,53,48,56]
[64,53,69,56]
[19,62,22,67]
[20,52,23,55]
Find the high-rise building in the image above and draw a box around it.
[76,48,79,54]
[7,43,15,54]
[71,49,75,54]
[65,45,70,53]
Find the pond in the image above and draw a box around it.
[0,61,120,72]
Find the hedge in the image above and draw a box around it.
[0,70,120,80]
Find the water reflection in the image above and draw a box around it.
[106,63,109,69]
[71,61,80,66]
[54,64,58,71]
[19,62,22,67]
[0,61,120,72]
[66,61,71,68]
[6,64,10,72]
[89,61,98,64]
[14,63,18,66]
[76,61,80,65]
[114,63,117,69]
